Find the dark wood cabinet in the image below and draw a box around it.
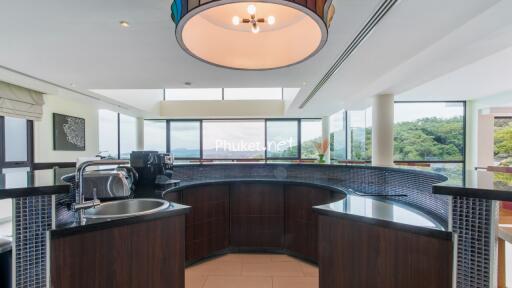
[181,184,230,262]
[284,185,341,261]
[163,191,181,203]
[230,183,285,248]
[50,215,186,288]
[317,215,453,288]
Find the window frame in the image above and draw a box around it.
[0,116,34,170]
[144,118,322,162]
[99,111,139,160]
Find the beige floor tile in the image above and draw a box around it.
[299,262,319,277]
[214,254,245,263]
[240,253,274,263]
[242,261,304,277]
[203,276,273,288]
[269,254,297,262]
[187,261,242,276]
[273,277,319,288]
[185,272,207,288]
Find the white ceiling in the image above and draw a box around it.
[1,0,511,117]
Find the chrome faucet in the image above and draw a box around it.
[72,159,130,224]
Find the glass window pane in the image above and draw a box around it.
[223,88,282,100]
[5,117,27,162]
[99,109,119,158]
[266,120,299,158]
[394,102,464,161]
[301,119,322,159]
[164,88,222,100]
[144,120,166,152]
[203,120,265,159]
[348,108,372,161]
[329,111,347,161]
[170,121,201,158]
[119,114,137,159]
[494,117,512,166]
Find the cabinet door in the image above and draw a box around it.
[284,185,341,261]
[163,191,181,203]
[230,183,285,248]
[182,184,229,262]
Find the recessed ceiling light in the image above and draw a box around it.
[70,83,76,87]
[184,82,192,86]
[119,21,130,28]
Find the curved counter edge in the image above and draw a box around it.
[50,203,191,238]
[160,178,450,239]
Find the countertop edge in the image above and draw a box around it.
[50,203,191,238]
[0,184,71,200]
[313,205,453,240]
[433,184,512,201]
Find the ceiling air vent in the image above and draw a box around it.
[299,0,399,109]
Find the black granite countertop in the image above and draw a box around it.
[50,202,191,238]
[0,168,73,200]
[158,177,450,239]
[433,170,512,201]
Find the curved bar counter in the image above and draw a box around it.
[3,164,455,288]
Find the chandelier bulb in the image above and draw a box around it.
[251,25,260,34]
[247,4,256,15]
[232,16,240,25]
[267,16,275,25]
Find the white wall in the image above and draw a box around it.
[33,94,100,162]
[160,100,284,118]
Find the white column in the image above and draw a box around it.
[371,94,394,166]
[321,116,330,163]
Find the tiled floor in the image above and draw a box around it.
[185,253,319,288]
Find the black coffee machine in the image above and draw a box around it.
[130,151,175,187]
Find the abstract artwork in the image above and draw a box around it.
[53,113,85,151]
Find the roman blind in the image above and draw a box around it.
[0,81,44,120]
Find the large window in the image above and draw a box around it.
[144,120,166,152]
[0,116,33,237]
[301,119,322,159]
[99,109,139,159]
[223,88,282,100]
[170,121,201,158]
[494,117,512,167]
[266,120,299,158]
[164,88,222,100]
[145,118,322,161]
[394,102,465,185]
[329,111,347,161]
[98,109,119,158]
[347,107,372,162]
[203,120,265,159]
[119,114,137,159]
[328,102,466,184]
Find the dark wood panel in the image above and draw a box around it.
[182,184,230,261]
[318,215,453,288]
[230,183,284,248]
[51,215,186,288]
[285,185,340,261]
[163,191,181,203]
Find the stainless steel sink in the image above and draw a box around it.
[84,198,170,219]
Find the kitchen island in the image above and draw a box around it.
[3,163,458,288]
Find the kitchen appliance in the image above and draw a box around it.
[61,166,137,200]
[130,151,178,187]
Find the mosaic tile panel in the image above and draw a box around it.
[14,195,53,288]
[452,196,497,288]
